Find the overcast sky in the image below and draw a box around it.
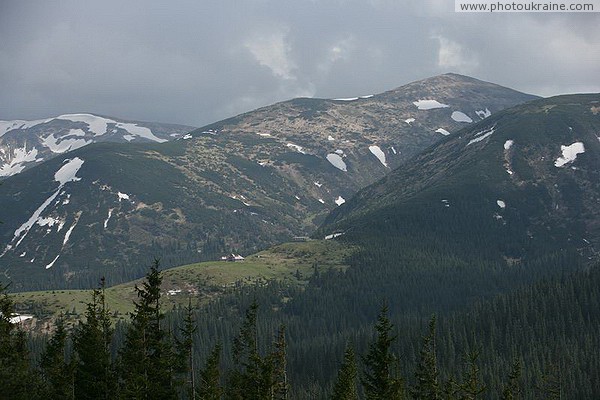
[1,0,598,127]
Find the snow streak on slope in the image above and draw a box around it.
[467,126,496,146]
[1,158,84,257]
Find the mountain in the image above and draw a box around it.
[320,93,600,263]
[0,113,195,177]
[0,74,538,290]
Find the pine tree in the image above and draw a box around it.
[331,343,358,400]
[270,325,289,400]
[197,344,223,400]
[226,299,269,400]
[457,350,486,400]
[501,359,522,400]
[536,361,563,400]
[176,298,197,400]
[0,282,41,400]
[411,316,440,400]
[40,317,75,400]
[442,378,459,400]
[73,277,116,400]
[361,303,404,400]
[118,259,178,399]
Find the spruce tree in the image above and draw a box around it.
[226,299,269,400]
[361,303,404,400]
[118,259,178,399]
[0,282,40,400]
[270,325,289,400]
[176,298,197,400]
[501,359,522,400]
[331,343,358,400]
[197,344,223,400]
[536,361,563,400]
[411,316,440,400]
[73,277,116,400]
[457,350,486,400]
[40,317,75,400]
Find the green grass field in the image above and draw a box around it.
[12,240,355,327]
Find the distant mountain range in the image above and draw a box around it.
[0,113,195,177]
[0,73,539,290]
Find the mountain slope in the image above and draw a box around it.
[0,113,195,177]
[0,74,538,290]
[321,93,600,262]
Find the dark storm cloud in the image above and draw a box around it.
[0,0,598,126]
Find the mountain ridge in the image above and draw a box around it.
[320,93,600,261]
[0,74,540,290]
[0,113,196,177]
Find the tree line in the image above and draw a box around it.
[4,259,591,399]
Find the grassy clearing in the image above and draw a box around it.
[12,240,355,326]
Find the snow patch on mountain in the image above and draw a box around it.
[326,153,347,171]
[333,95,373,101]
[451,111,473,123]
[55,157,84,185]
[436,128,450,136]
[54,114,167,142]
[117,192,131,201]
[0,118,53,137]
[413,99,449,110]
[9,314,33,324]
[369,145,388,167]
[555,142,585,167]
[504,140,514,150]
[115,122,167,143]
[0,146,40,176]
[37,217,62,229]
[287,143,306,154]
[335,196,346,206]
[42,134,91,154]
[57,114,111,136]
[475,108,491,119]
[404,118,415,125]
[497,200,506,209]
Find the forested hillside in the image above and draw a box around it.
[4,261,599,399]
